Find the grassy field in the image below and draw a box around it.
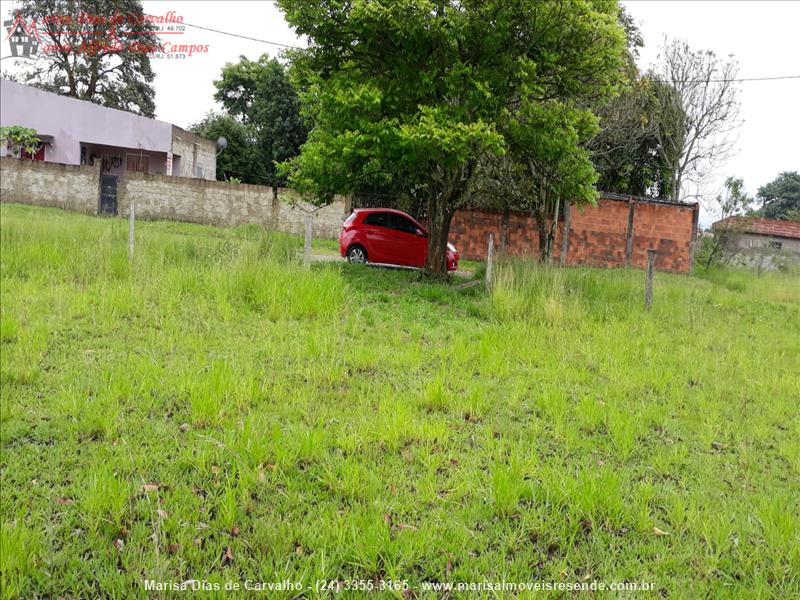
[1,203,798,598]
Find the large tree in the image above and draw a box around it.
[188,112,256,183]
[498,98,603,262]
[277,0,626,273]
[757,172,800,221]
[584,9,684,199]
[15,0,158,116]
[653,39,741,202]
[475,6,675,263]
[213,55,307,189]
[588,75,683,198]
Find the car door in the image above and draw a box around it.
[388,213,428,267]
[360,212,392,263]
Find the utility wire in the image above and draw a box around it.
[152,17,304,49]
[92,16,800,84]
[663,75,800,83]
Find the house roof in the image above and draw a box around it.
[713,216,800,240]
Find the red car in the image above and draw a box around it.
[339,208,459,271]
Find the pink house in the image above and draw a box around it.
[1,79,217,212]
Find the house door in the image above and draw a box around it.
[99,175,118,215]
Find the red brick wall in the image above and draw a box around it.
[450,196,698,272]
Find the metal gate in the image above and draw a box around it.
[99,174,118,215]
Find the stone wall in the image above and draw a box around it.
[119,172,347,239]
[0,157,348,239]
[450,196,699,272]
[0,157,100,214]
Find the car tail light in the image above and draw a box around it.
[343,212,357,230]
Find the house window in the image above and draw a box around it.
[768,241,782,250]
[126,154,149,173]
[21,145,45,161]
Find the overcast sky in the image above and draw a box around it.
[2,0,798,225]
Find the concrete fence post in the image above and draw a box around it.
[303,214,313,266]
[128,196,135,261]
[645,249,656,311]
[625,202,636,267]
[560,201,571,266]
[486,233,494,291]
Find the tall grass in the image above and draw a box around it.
[490,258,658,324]
[1,204,799,598]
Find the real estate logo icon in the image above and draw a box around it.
[4,14,40,58]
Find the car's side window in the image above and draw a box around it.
[388,213,419,234]
[363,212,389,227]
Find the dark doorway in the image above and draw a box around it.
[99,174,118,215]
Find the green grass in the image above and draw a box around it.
[1,203,799,598]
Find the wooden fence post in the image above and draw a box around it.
[645,249,656,311]
[486,233,494,291]
[128,196,135,261]
[303,214,313,266]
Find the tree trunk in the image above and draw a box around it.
[425,196,454,275]
[271,186,280,228]
[500,207,510,253]
[534,206,548,262]
[672,171,682,203]
[534,179,551,262]
[546,194,561,264]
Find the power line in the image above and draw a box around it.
[140,17,800,85]
[53,16,800,84]
[664,75,800,83]
[152,17,304,50]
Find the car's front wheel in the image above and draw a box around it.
[346,245,368,264]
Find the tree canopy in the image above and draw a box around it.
[16,0,158,116]
[757,172,800,221]
[212,55,307,187]
[188,112,255,184]
[278,0,627,272]
[588,75,683,198]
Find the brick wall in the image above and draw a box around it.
[0,157,100,214]
[450,196,699,272]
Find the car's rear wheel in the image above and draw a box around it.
[346,245,368,264]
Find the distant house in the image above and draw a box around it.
[0,79,216,181]
[712,216,800,268]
